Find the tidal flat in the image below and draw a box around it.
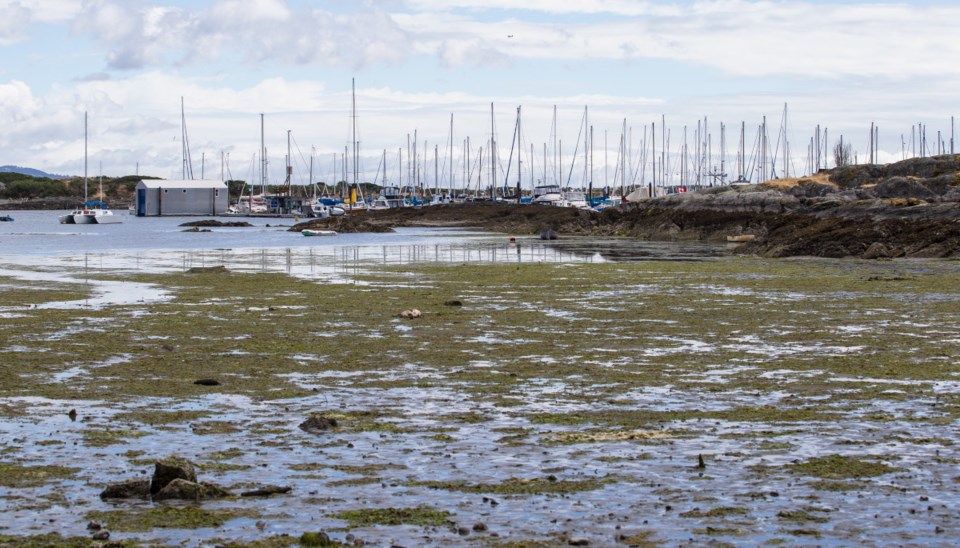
[1,252,959,546]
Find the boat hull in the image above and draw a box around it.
[302,229,337,237]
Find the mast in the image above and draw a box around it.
[83,111,88,202]
[181,97,193,180]
[283,129,292,195]
[490,102,496,200]
[352,78,358,207]
[260,113,266,194]
[516,105,521,201]
[449,113,454,196]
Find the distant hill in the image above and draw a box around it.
[0,165,69,179]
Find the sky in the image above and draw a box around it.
[1,0,958,189]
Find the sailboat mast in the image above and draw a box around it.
[490,102,496,200]
[352,78,358,202]
[260,113,266,194]
[449,113,454,195]
[516,105,521,201]
[83,111,88,202]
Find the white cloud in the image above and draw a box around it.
[0,2,31,45]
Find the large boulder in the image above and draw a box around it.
[150,456,197,495]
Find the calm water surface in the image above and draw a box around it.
[0,210,726,277]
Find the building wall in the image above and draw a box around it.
[137,185,227,216]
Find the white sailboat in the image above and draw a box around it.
[59,112,123,224]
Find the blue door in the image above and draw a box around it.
[137,189,146,216]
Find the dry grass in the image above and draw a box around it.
[761,172,836,191]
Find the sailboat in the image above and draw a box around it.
[59,112,123,224]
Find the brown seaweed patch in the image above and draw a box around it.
[329,506,452,527]
[547,428,672,444]
[413,476,607,495]
[788,454,901,479]
[86,506,258,532]
[0,464,79,488]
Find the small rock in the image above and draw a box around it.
[299,414,338,434]
[67,409,77,421]
[91,530,110,541]
[568,538,589,546]
[86,521,103,530]
[443,300,463,306]
[241,485,292,497]
[193,378,220,386]
[161,343,176,352]
[697,454,706,469]
[399,308,422,319]
[472,522,488,532]
[458,527,470,536]
[256,520,266,530]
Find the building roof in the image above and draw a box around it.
[136,179,227,189]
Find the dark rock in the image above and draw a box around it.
[873,177,939,200]
[241,485,292,497]
[193,378,220,386]
[199,481,234,498]
[180,220,254,227]
[86,521,103,530]
[153,479,233,501]
[91,530,110,541]
[150,456,197,495]
[299,414,338,434]
[100,479,151,499]
[153,478,205,501]
[472,522,488,532]
[458,527,470,536]
[443,300,463,307]
[698,454,706,469]
[789,180,837,198]
[568,538,590,546]
[67,409,77,421]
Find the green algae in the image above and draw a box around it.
[0,464,79,488]
[329,505,452,527]
[413,476,607,495]
[1,253,959,545]
[680,506,748,518]
[85,506,259,532]
[0,533,138,547]
[777,509,830,524]
[788,454,901,479]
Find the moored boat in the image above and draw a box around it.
[301,229,337,237]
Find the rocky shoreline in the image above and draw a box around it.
[292,155,960,259]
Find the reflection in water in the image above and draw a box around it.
[1,234,727,309]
